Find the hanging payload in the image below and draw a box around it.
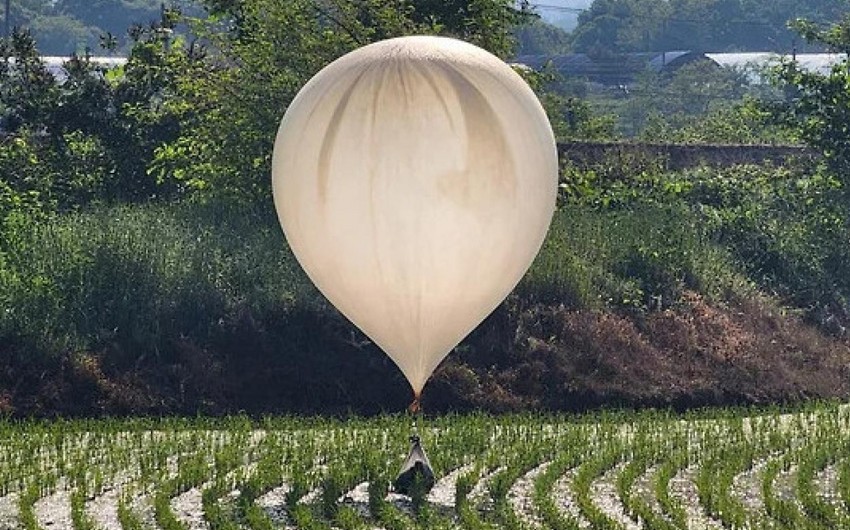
[393,435,435,496]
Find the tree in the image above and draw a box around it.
[153,0,531,203]
[614,60,751,137]
[29,15,97,55]
[515,16,571,56]
[0,8,196,208]
[663,60,748,116]
[570,0,847,54]
[770,15,850,194]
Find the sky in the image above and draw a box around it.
[526,0,594,31]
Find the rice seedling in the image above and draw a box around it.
[0,403,849,530]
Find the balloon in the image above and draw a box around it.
[272,36,557,400]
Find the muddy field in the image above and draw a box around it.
[1,404,848,529]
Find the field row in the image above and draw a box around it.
[1,405,849,529]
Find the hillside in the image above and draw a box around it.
[3,158,850,417]
[2,1,850,418]
[3,0,199,55]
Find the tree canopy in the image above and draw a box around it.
[570,0,845,54]
[151,0,531,203]
[0,0,533,213]
[2,0,199,54]
[769,14,850,196]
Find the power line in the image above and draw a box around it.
[528,3,587,14]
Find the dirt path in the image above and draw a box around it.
[730,457,769,514]
[427,464,473,509]
[34,487,71,530]
[553,468,590,528]
[0,493,19,530]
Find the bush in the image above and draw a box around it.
[686,164,850,329]
[0,201,317,363]
[520,204,742,311]
[554,157,850,329]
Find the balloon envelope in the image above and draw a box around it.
[272,36,557,396]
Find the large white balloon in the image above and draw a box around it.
[272,36,557,399]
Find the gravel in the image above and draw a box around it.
[553,467,590,528]
[34,487,71,530]
[507,462,549,527]
[0,493,20,530]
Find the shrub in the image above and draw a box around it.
[0,200,317,363]
[521,204,742,312]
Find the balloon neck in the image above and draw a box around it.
[408,393,421,415]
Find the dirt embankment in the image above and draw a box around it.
[429,292,850,412]
[2,292,849,417]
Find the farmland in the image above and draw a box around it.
[2,403,849,529]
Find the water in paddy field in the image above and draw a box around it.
[1,404,848,529]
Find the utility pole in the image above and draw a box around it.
[4,0,10,39]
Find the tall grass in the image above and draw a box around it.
[0,198,744,369]
[520,204,743,310]
[0,201,319,363]
[0,161,843,363]
[2,161,850,415]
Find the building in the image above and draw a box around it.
[514,51,845,86]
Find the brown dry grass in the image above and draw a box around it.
[2,292,849,416]
[428,292,850,412]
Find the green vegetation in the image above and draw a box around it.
[769,14,850,197]
[3,158,850,415]
[1,1,850,416]
[1,0,198,55]
[0,404,847,529]
[569,0,844,54]
[3,3,849,527]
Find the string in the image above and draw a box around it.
[409,391,422,437]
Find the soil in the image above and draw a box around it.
[13,458,751,530]
[2,291,850,418]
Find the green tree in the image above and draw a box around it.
[663,60,748,116]
[0,9,195,208]
[54,0,162,39]
[616,60,751,137]
[770,15,850,193]
[570,0,668,54]
[154,0,531,203]
[515,17,571,56]
[570,0,847,54]
[29,15,97,55]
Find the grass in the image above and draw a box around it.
[519,203,745,309]
[0,201,317,361]
[0,404,848,529]
[1,162,850,415]
[0,198,745,363]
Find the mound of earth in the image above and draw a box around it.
[427,291,850,412]
[1,291,848,417]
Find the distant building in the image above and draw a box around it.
[513,51,707,85]
[705,52,843,81]
[40,56,127,82]
[513,51,845,86]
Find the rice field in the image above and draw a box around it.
[2,403,849,530]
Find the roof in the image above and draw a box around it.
[705,52,844,75]
[513,51,847,85]
[513,51,704,84]
[39,56,127,81]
